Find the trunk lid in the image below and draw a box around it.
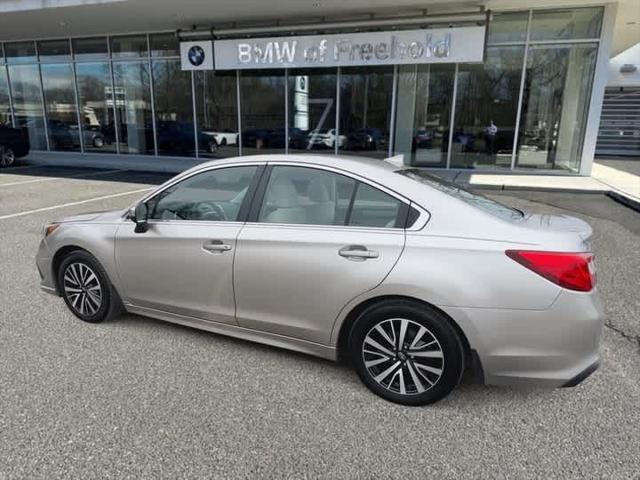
[517,213,593,251]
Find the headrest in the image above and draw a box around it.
[308,178,331,202]
[265,179,300,208]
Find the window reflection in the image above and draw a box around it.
[41,63,81,151]
[239,70,285,155]
[287,68,337,153]
[339,66,393,158]
[76,62,116,153]
[113,62,154,154]
[530,7,603,41]
[394,64,455,167]
[72,37,108,61]
[516,44,598,171]
[111,35,148,59]
[194,70,238,158]
[152,59,195,156]
[8,64,47,149]
[5,42,37,64]
[38,40,71,63]
[451,46,524,169]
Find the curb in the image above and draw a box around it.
[607,191,640,213]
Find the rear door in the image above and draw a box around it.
[233,164,407,344]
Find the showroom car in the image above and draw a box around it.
[36,154,603,405]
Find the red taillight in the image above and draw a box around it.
[506,250,596,292]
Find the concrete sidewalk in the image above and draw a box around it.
[445,158,640,210]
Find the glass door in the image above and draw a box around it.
[394,64,455,167]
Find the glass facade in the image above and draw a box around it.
[0,7,605,172]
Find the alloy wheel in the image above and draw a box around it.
[0,146,15,167]
[362,318,444,395]
[63,262,103,316]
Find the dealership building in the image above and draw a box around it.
[0,0,638,175]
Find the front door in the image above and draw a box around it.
[233,165,407,344]
[115,164,260,324]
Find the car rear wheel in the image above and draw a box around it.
[57,250,123,323]
[0,146,15,167]
[350,300,464,406]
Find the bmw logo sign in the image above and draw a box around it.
[188,45,206,66]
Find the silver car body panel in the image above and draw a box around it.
[37,154,604,387]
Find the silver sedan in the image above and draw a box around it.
[36,155,603,405]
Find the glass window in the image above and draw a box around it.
[287,68,337,153]
[38,40,71,63]
[394,64,455,167]
[76,62,116,153]
[259,166,356,226]
[487,11,529,44]
[150,33,179,57]
[239,70,285,155]
[72,37,108,61]
[194,70,238,158]
[396,169,523,221]
[530,7,603,41]
[516,44,598,171]
[349,182,403,228]
[149,166,257,221]
[339,66,393,158]
[110,35,148,58]
[41,63,80,152]
[450,46,525,169]
[0,68,11,125]
[112,62,154,154]
[8,64,47,149]
[152,59,195,156]
[5,42,36,64]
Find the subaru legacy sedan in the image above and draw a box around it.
[36,155,603,405]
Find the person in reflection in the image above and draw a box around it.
[485,120,498,155]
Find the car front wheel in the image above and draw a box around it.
[350,300,464,406]
[57,250,123,323]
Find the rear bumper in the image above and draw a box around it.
[562,360,600,388]
[442,289,604,388]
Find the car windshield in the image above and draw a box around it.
[396,168,524,221]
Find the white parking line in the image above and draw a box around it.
[0,169,127,187]
[0,188,151,220]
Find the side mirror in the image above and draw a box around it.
[133,202,149,233]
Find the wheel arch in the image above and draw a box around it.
[336,295,474,370]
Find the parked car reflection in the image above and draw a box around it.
[344,128,387,151]
[307,129,346,149]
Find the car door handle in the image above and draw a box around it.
[338,245,379,260]
[202,240,232,253]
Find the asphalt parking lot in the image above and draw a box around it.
[1,165,639,479]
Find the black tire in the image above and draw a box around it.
[57,250,123,323]
[349,300,464,406]
[220,137,227,146]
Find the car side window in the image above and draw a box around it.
[349,182,403,228]
[258,166,356,226]
[148,166,257,221]
[257,166,406,228]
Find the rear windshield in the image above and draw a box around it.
[396,169,524,221]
